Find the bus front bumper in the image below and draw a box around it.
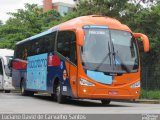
[78,87,140,100]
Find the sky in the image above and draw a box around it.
[0,0,75,24]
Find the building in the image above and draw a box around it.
[43,0,76,16]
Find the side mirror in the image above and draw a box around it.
[133,33,150,52]
[76,28,84,46]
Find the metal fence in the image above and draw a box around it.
[141,66,160,90]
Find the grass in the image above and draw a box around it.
[140,89,160,99]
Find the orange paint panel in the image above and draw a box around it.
[133,33,150,52]
[65,61,70,77]
[51,15,132,32]
[113,72,140,87]
[65,61,78,98]
[69,65,78,98]
[78,86,140,100]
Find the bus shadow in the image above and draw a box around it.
[33,94,131,107]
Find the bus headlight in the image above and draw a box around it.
[80,78,95,86]
[130,81,140,88]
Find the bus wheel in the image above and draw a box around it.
[20,80,27,96]
[20,80,32,96]
[20,81,34,96]
[56,82,65,103]
[101,100,111,105]
[4,90,11,93]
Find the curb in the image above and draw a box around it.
[115,99,160,104]
[135,99,160,104]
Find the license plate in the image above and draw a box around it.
[108,91,118,95]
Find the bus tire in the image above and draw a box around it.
[20,80,34,96]
[101,100,111,105]
[4,90,11,93]
[20,80,27,96]
[56,82,65,103]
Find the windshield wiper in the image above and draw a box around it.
[111,42,131,73]
[108,41,112,66]
[94,41,112,71]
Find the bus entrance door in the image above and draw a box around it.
[69,64,78,98]
[0,58,3,89]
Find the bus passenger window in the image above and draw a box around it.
[48,32,56,52]
[57,31,71,58]
[36,32,56,54]
[16,45,22,59]
[57,31,77,65]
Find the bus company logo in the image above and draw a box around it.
[28,59,47,69]
[142,114,159,120]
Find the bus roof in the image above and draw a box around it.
[0,49,14,65]
[0,49,14,57]
[16,15,132,45]
[55,15,131,31]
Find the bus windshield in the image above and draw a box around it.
[81,28,139,74]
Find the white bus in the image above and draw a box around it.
[0,49,14,93]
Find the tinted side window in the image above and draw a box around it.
[57,31,77,65]
[57,31,70,58]
[22,42,30,60]
[16,44,24,59]
[47,32,56,52]
[16,31,57,58]
[30,32,56,55]
[16,41,31,60]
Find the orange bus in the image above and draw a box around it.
[12,15,149,104]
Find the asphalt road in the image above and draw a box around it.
[0,92,159,114]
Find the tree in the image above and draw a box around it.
[7,4,44,35]
[0,3,60,49]
[74,0,141,19]
[42,10,61,28]
[0,20,3,25]
[133,4,160,65]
